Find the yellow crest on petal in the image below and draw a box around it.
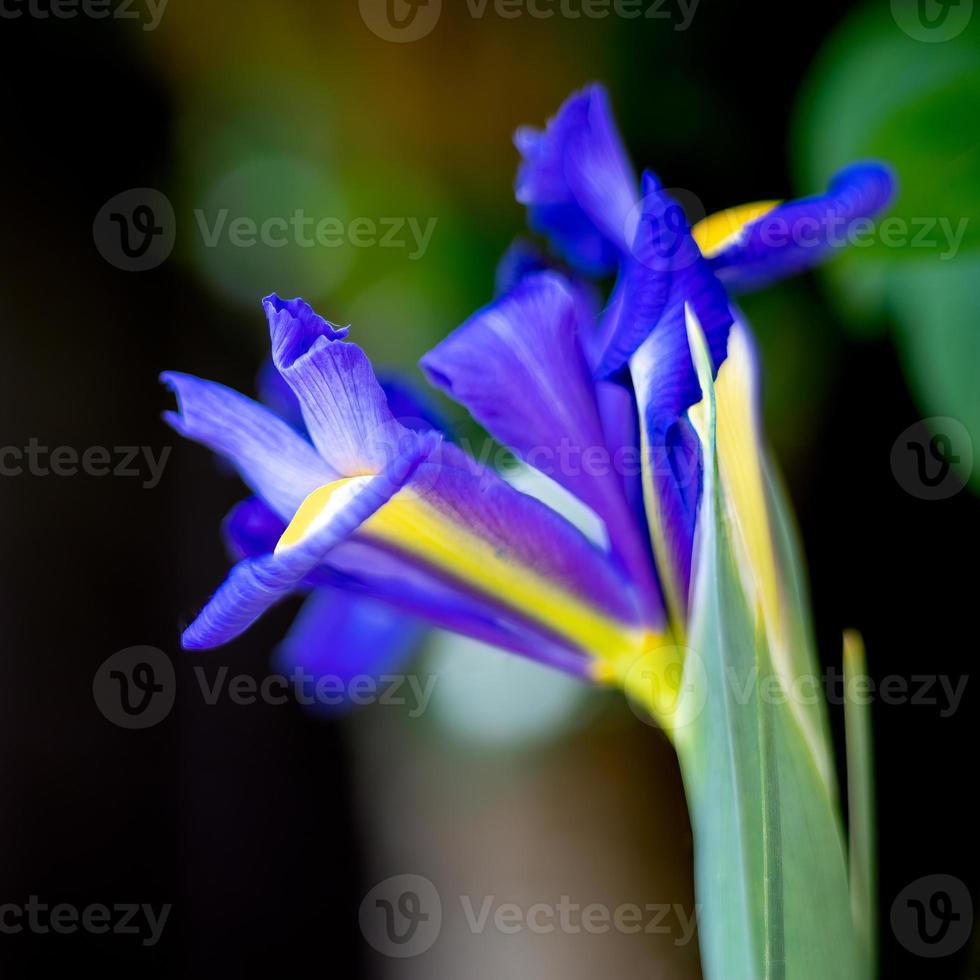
[693,201,780,258]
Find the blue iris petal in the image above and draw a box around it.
[515,84,638,276]
[593,173,733,614]
[595,172,733,381]
[421,272,663,623]
[709,161,897,291]
[161,371,335,521]
[274,589,423,715]
[181,435,437,650]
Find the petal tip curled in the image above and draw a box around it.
[263,294,351,372]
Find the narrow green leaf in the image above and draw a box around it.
[844,630,877,978]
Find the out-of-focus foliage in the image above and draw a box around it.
[794,2,980,489]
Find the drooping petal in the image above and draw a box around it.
[322,539,603,678]
[264,293,406,476]
[280,439,655,669]
[421,273,662,620]
[698,162,897,291]
[220,495,592,674]
[161,371,336,522]
[274,589,423,713]
[515,84,637,275]
[181,435,437,650]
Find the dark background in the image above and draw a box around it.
[2,1,977,977]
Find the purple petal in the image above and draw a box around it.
[377,373,450,436]
[274,589,423,714]
[257,356,304,431]
[595,172,733,380]
[161,371,336,521]
[515,84,637,276]
[421,273,662,621]
[182,435,436,650]
[708,162,897,291]
[264,293,406,476]
[223,496,286,561]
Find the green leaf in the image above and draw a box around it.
[886,257,980,492]
[675,313,861,979]
[792,3,980,495]
[843,630,877,979]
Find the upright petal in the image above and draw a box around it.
[598,176,734,622]
[699,162,897,291]
[595,172,732,379]
[515,84,637,275]
[421,273,662,620]
[264,293,405,476]
[161,371,336,521]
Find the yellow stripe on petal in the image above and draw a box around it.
[689,317,837,787]
[277,478,658,669]
[275,477,374,553]
[689,322,781,643]
[693,201,780,258]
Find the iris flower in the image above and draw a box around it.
[164,84,893,734]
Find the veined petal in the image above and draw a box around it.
[181,435,436,650]
[421,273,662,619]
[377,374,450,435]
[221,495,602,674]
[257,356,304,431]
[281,440,655,671]
[161,371,336,522]
[264,293,405,476]
[699,162,897,291]
[515,84,637,275]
